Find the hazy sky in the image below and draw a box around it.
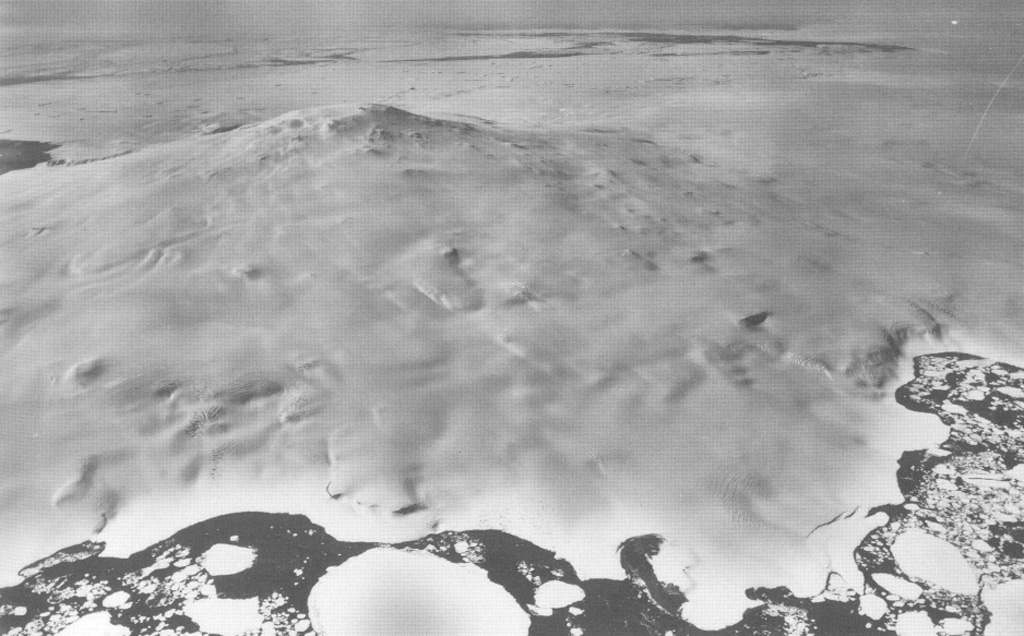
[262,0,1014,31]
[3,0,1018,39]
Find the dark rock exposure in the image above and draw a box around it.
[1,352,1021,635]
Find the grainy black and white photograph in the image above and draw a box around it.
[1,1,1023,635]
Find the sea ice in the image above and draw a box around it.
[53,612,129,636]
[182,597,263,636]
[533,580,585,609]
[308,548,529,636]
[890,529,978,595]
[199,543,257,576]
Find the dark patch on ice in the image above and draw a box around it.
[505,285,540,306]
[264,57,322,66]
[652,50,771,57]
[623,249,659,271]
[443,246,462,266]
[47,149,134,168]
[69,358,106,386]
[152,382,180,399]
[321,51,358,60]
[738,311,770,328]
[203,123,243,135]
[392,50,588,63]
[805,508,860,538]
[0,71,76,87]
[614,32,912,53]
[0,140,59,175]
[393,502,428,516]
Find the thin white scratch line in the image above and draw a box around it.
[966,48,1024,157]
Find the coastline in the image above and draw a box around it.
[1,17,1023,635]
[2,351,1022,635]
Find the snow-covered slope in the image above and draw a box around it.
[1,101,1022,628]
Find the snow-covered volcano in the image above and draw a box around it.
[3,9,1024,625]
[5,98,1021,627]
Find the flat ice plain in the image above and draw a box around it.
[1,1,1023,632]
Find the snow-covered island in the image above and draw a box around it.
[2,10,1024,635]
